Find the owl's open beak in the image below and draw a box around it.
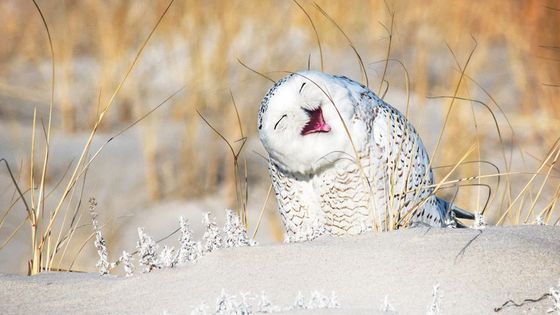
[301,107,331,135]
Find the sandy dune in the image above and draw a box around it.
[1,226,559,314]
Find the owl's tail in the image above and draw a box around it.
[437,197,475,228]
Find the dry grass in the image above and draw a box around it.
[0,0,559,273]
[1,0,177,274]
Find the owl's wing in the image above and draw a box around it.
[375,103,432,200]
[339,78,443,226]
[268,160,325,241]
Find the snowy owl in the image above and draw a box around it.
[258,71,472,241]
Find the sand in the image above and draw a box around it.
[1,225,559,314]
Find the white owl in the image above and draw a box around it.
[258,71,472,241]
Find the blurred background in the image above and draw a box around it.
[0,0,559,274]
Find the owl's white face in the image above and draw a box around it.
[259,71,365,176]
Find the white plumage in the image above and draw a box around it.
[258,71,463,241]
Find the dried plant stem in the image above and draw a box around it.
[313,2,369,88]
[292,0,324,71]
[378,12,395,96]
[252,183,273,239]
[197,97,249,226]
[20,0,177,275]
[496,139,560,224]
[523,145,560,223]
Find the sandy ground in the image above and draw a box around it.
[0,225,559,314]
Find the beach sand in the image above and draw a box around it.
[1,225,559,314]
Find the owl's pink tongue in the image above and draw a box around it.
[301,107,331,135]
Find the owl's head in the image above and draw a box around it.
[258,71,365,175]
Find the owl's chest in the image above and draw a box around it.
[312,159,372,234]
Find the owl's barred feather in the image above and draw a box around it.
[258,71,469,241]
